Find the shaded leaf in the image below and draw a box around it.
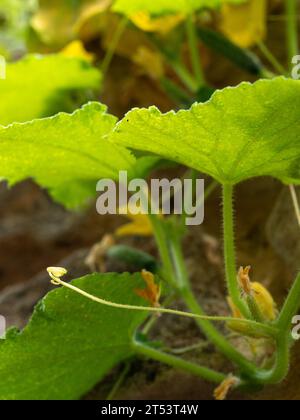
[0,273,148,400]
[111,78,300,186]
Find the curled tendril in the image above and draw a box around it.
[47,267,68,285]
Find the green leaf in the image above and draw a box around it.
[111,78,300,186]
[0,102,135,208]
[0,272,148,400]
[113,0,245,16]
[0,54,101,125]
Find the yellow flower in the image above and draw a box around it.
[251,282,277,322]
[116,212,154,237]
[60,40,95,63]
[227,267,277,337]
[219,0,267,48]
[130,11,183,35]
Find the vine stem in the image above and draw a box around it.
[222,184,251,319]
[257,41,287,75]
[277,273,300,331]
[167,230,274,374]
[148,211,266,374]
[48,273,274,333]
[289,185,300,227]
[285,0,299,70]
[149,36,198,92]
[132,338,227,384]
[186,14,205,88]
[101,16,128,77]
[106,362,131,400]
[250,274,300,385]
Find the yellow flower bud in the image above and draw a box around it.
[251,282,277,322]
[227,268,277,337]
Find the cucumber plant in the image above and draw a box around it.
[1,77,300,400]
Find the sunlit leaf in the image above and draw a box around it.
[113,0,246,16]
[0,273,148,400]
[0,102,134,208]
[111,78,300,186]
[0,54,101,125]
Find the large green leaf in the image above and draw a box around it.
[0,102,135,208]
[0,54,101,125]
[0,272,148,400]
[111,77,300,186]
[113,0,245,16]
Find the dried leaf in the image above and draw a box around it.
[135,270,161,307]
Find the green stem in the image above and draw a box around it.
[285,0,299,70]
[182,178,218,226]
[289,185,300,227]
[249,274,300,385]
[167,228,261,375]
[133,338,226,384]
[142,293,177,335]
[186,14,205,88]
[147,213,176,288]
[50,272,276,335]
[148,215,264,374]
[106,362,131,400]
[222,184,251,319]
[277,273,300,331]
[149,36,198,92]
[257,41,287,75]
[252,333,290,385]
[101,16,128,77]
[160,77,192,104]
[171,59,198,93]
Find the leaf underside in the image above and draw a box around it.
[111,77,300,186]
[0,273,148,400]
[0,54,101,125]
